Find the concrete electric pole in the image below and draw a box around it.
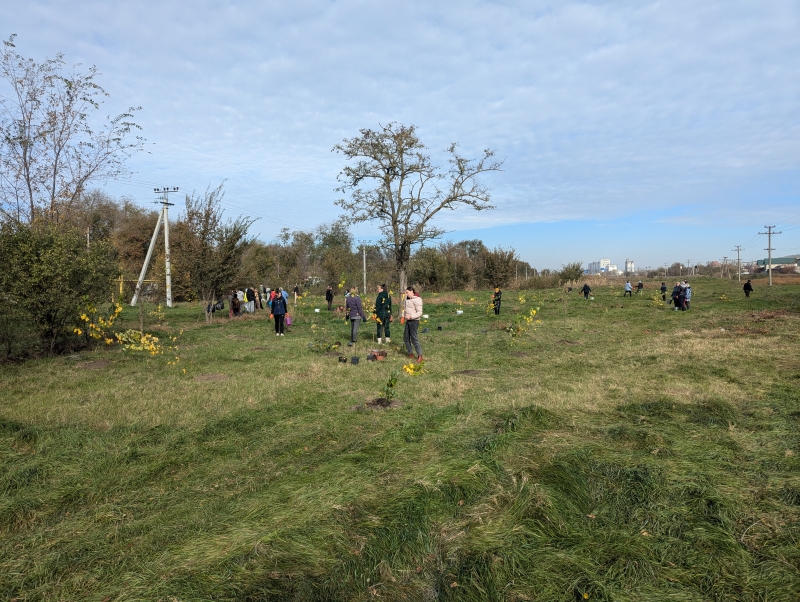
[758,226,781,286]
[131,187,178,307]
[732,246,743,282]
[359,240,368,295]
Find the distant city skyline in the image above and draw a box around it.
[5,0,799,269]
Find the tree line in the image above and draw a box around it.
[0,36,581,359]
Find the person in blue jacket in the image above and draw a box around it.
[624,281,633,297]
[271,287,288,336]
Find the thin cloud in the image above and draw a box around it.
[4,0,799,252]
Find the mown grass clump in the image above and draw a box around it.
[1,278,800,600]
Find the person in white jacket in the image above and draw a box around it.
[402,286,424,362]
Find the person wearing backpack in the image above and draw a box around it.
[271,287,288,336]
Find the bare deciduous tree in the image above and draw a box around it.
[172,183,253,322]
[0,35,143,223]
[333,123,502,293]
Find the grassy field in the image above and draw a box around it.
[2,278,800,601]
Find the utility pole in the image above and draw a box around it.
[687,260,691,277]
[721,257,728,279]
[131,187,178,307]
[758,226,781,286]
[732,246,743,281]
[359,240,368,295]
[663,263,668,278]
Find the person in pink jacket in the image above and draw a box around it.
[402,286,424,362]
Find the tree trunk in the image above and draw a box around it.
[204,292,214,323]
[398,265,407,299]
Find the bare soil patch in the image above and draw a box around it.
[556,339,579,345]
[454,369,483,375]
[194,373,229,382]
[750,309,789,321]
[732,327,771,336]
[77,359,111,369]
[352,398,404,411]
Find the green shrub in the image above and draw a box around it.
[0,222,118,355]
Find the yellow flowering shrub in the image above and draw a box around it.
[506,308,539,344]
[402,362,426,376]
[74,300,123,345]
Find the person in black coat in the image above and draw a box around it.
[671,282,680,307]
[660,282,667,301]
[581,283,591,300]
[373,284,393,343]
[743,280,753,298]
[325,286,334,311]
[676,284,686,311]
[492,287,502,314]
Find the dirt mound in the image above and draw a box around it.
[352,398,403,411]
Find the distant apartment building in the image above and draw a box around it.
[587,259,620,275]
[625,259,635,273]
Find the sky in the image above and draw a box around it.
[4,0,800,269]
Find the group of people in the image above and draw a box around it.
[344,284,424,362]
[623,281,644,296]
[226,286,291,335]
[663,281,692,310]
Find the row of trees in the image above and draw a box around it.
[0,37,525,357]
[0,180,532,355]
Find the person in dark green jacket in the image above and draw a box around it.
[374,284,393,344]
